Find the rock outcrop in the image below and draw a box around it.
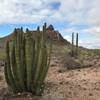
[0,24,70,48]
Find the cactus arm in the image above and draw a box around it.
[35,41,52,95]
[33,25,47,95]
[34,45,47,95]
[20,31,27,91]
[10,43,20,91]
[34,27,41,72]
[25,31,35,91]
[34,32,44,82]
[21,35,27,90]
[34,24,46,83]
[5,41,18,92]
[40,41,52,82]
[4,62,11,87]
[34,24,52,95]
[15,31,25,91]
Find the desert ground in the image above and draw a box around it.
[0,55,100,100]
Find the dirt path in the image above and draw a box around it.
[42,66,100,100]
[0,63,100,100]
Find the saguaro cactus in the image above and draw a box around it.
[71,32,79,57]
[76,33,79,55]
[71,32,74,56]
[4,24,52,95]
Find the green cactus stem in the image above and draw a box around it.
[76,33,79,55]
[4,24,52,95]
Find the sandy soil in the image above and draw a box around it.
[0,61,100,100]
[43,66,100,100]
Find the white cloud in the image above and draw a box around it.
[0,0,56,24]
[60,27,100,49]
[47,0,100,49]
[64,35,71,42]
[83,26,100,37]
[79,39,100,49]
[0,0,100,26]
[64,33,100,49]
[0,0,100,48]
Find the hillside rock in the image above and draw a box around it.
[0,24,70,47]
[47,24,54,31]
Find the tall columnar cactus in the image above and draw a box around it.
[76,33,79,55]
[4,24,52,95]
[71,32,74,56]
[71,32,79,57]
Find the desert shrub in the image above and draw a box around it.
[62,56,81,69]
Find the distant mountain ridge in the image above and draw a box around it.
[0,24,70,48]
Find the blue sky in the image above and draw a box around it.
[0,0,100,49]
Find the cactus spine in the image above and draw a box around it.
[4,24,52,95]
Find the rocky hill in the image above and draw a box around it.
[0,24,70,49]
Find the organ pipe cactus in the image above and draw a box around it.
[4,24,52,95]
